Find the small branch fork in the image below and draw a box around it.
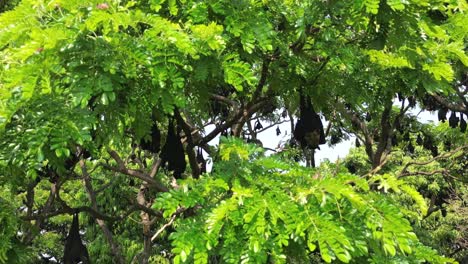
[105,149,169,192]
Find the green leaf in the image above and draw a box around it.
[308,241,317,252]
[37,149,44,162]
[336,251,351,263]
[367,50,412,68]
[100,93,109,105]
[364,0,380,14]
[55,148,63,158]
[387,0,405,11]
[222,57,256,92]
[401,185,428,216]
[180,250,187,262]
[383,243,396,256]
[107,92,116,102]
[423,62,454,81]
[253,240,259,253]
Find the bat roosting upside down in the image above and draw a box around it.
[293,91,326,150]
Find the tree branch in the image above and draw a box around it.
[431,93,467,115]
[209,93,238,108]
[151,214,176,242]
[174,108,200,178]
[137,184,152,264]
[232,99,270,136]
[336,102,374,163]
[198,98,268,144]
[106,149,169,192]
[398,144,468,177]
[399,170,447,178]
[252,58,271,100]
[373,98,393,168]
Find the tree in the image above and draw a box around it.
[0,0,467,263]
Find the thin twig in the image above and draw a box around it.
[151,214,177,242]
[399,170,447,178]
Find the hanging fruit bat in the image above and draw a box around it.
[449,111,459,128]
[63,213,90,264]
[160,118,186,179]
[293,91,326,150]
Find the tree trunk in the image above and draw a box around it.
[137,186,151,264]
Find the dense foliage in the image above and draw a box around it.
[0,0,467,263]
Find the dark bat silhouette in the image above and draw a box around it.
[63,213,90,264]
[293,92,325,150]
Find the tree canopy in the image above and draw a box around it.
[0,0,467,263]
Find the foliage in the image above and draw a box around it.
[0,0,466,263]
[0,186,31,263]
[157,138,455,263]
[345,121,468,262]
